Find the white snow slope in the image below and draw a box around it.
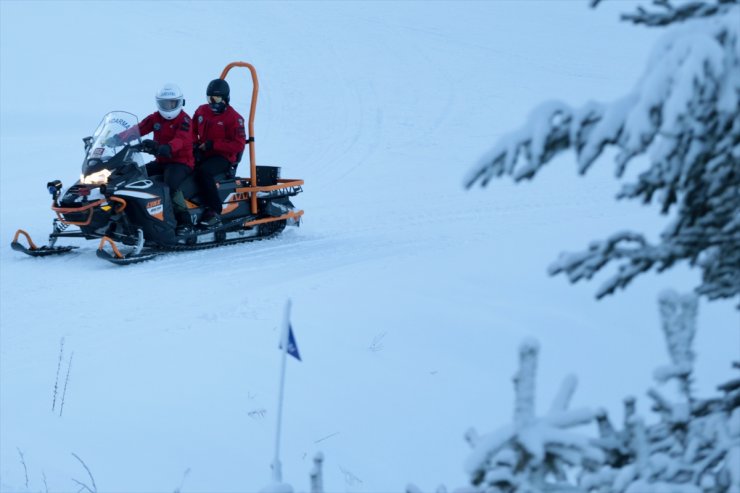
[1,2,737,492]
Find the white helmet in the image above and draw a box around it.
[155,83,185,120]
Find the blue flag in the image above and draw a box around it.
[280,323,302,361]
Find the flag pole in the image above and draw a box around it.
[272,299,291,481]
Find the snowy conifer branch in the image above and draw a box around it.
[513,339,539,428]
[656,290,698,398]
[464,339,601,490]
[621,0,738,27]
[466,2,740,301]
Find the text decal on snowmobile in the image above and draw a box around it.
[146,199,164,221]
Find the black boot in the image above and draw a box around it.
[199,208,221,227]
[172,189,193,235]
[175,211,192,235]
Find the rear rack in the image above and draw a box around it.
[220,62,304,219]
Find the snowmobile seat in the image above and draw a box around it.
[214,171,235,185]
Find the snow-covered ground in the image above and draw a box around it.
[1,2,737,492]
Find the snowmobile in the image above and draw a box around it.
[11,62,304,265]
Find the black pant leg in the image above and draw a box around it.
[195,156,231,214]
[146,161,164,177]
[162,163,192,218]
[163,163,191,192]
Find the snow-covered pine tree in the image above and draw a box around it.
[445,291,740,493]
[587,289,740,493]
[465,0,740,301]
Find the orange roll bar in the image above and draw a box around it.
[220,62,259,214]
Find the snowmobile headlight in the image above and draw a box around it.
[81,169,112,185]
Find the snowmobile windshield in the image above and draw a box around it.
[82,111,146,182]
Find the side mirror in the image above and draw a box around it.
[83,136,93,151]
[47,180,63,200]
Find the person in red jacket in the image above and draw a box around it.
[108,83,194,232]
[192,78,247,226]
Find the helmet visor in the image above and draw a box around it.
[157,98,181,112]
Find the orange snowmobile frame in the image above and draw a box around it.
[50,196,127,226]
[219,61,304,223]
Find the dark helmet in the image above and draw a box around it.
[206,79,229,114]
[206,78,230,104]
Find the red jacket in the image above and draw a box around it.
[121,111,194,168]
[193,104,247,164]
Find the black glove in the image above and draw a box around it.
[141,139,158,154]
[156,144,172,158]
[202,140,213,152]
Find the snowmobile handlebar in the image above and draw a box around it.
[140,140,159,155]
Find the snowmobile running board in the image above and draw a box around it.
[10,229,78,257]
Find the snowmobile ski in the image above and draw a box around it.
[96,232,159,265]
[11,229,78,257]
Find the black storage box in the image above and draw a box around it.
[256,166,281,186]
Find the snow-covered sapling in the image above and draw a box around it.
[463,338,601,491]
